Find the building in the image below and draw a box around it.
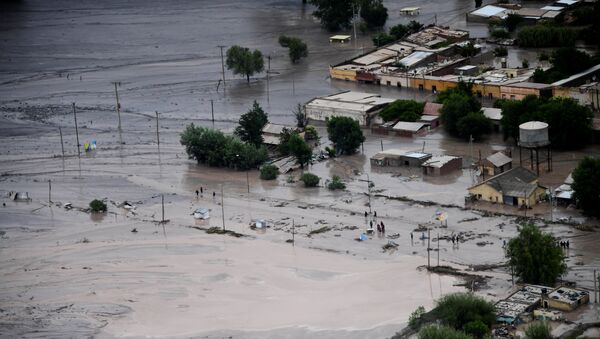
[483,107,502,132]
[481,152,513,176]
[455,65,478,76]
[261,123,290,146]
[468,167,546,206]
[496,285,551,324]
[391,121,429,137]
[305,91,395,126]
[370,149,432,167]
[542,287,589,311]
[329,35,351,43]
[422,155,462,175]
[467,5,509,22]
[418,115,440,129]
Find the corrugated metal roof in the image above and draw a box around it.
[482,107,502,121]
[422,155,461,168]
[469,167,539,197]
[541,5,563,11]
[392,121,428,132]
[354,49,397,66]
[399,51,433,68]
[486,152,512,167]
[261,123,288,135]
[423,102,443,116]
[470,5,507,18]
[552,64,600,87]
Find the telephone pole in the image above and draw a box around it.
[72,103,80,158]
[155,111,160,149]
[58,127,65,157]
[210,99,215,127]
[111,81,122,131]
[221,184,225,230]
[217,45,226,95]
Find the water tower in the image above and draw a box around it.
[518,121,552,176]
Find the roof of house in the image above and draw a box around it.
[516,8,548,18]
[262,123,288,135]
[469,167,539,197]
[371,149,431,159]
[552,64,600,87]
[422,155,461,168]
[418,115,439,122]
[482,107,502,121]
[392,121,428,132]
[486,152,512,167]
[470,5,508,18]
[399,51,434,68]
[423,102,443,116]
[548,287,588,305]
[306,91,395,113]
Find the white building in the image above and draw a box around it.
[305,91,395,126]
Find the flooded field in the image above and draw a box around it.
[1,0,600,337]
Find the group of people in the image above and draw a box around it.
[559,240,570,249]
[195,187,216,199]
[365,211,385,233]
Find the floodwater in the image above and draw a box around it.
[1,0,600,337]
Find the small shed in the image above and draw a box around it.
[481,152,513,176]
[392,121,429,137]
[418,115,440,129]
[422,155,463,175]
[482,107,502,132]
[455,65,478,76]
[370,149,432,167]
[329,35,351,43]
[193,208,210,220]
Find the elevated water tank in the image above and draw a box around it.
[519,121,549,147]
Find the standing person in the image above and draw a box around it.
[374,211,377,218]
[195,190,199,198]
[213,191,216,199]
[364,211,368,218]
[410,232,413,241]
[200,186,204,195]
[369,220,373,229]
[381,222,385,233]
[377,223,381,233]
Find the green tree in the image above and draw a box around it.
[506,224,566,285]
[389,24,409,40]
[524,321,551,339]
[540,97,592,149]
[235,101,269,147]
[431,293,496,330]
[288,133,312,168]
[260,164,279,180]
[372,32,396,47]
[308,0,354,31]
[572,157,600,217]
[293,103,307,128]
[300,172,320,187]
[89,199,107,212]
[327,175,346,190]
[326,116,365,155]
[408,306,426,330]
[517,26,577,48]
[379,99,424,122]
[440,93,481,137]
[493,46,508,57]
[278,127,295,156]
[279,35,308,63]
[456,112,492,141]
[458,42,478,57]
[360,0,388,28]
[418,325,471,339]
[408,20,424,33]
[503,14,523,32]
[463,320,489,339]
[226,45,265,83]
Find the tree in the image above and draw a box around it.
[379,99,424,122]
[288,133,312,168]
[503,14,523,32]
[506,224,566,285]
[360,0,388,29]
[226,45,264,83]
[235,101,269,147]
[326,116,365,155]
[90,199,107,212]
[524,321,551,339]
[493,46,508,57]
[517,26,577,48]
[389,24,409,40]
[457,42,478,57]
[308,0,354,31]
[431,293,496,330]
[440,93,481,137]
[407,20,424,33]
[300,172,320,187]
[278,127,295,156]
[260,164,279,180]
[327,175,346,190]
[293,103,307,128]
[571,157,600,217]
[456,112,492,141]
[372,32,396,47]
[463,320,489,339]
[279,35,308,63]
[418,325,471,339]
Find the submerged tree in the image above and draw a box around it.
[279,35,308,63]
[572,157,600,217]
[308,0,354,31]
[326,116,365,155]
[226,45,264,83]
[234,101,269,147]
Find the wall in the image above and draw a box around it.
[305,106,367,126]
[500,86,540,100]
[469,184,503,203]
[330,67,357,81]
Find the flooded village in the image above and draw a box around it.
[1,0,600,338]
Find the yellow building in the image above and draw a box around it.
[542,287,590,312]
[468,167,546,207]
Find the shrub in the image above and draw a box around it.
[408,305,426,330]
[300,172,320,187]
[524,321,551,339]
[431,292,495,330]
[327,175,346,190]
[464,320,489,339]
[493,46,507,57]
[379,99,424,122]
[325,146,336,158]
[418,325,471,339]
[260,164,279,180]
[490,29,510,39]
[304,125,319,140]
[90,199,107,212]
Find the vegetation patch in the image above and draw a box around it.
[308,226,331,236]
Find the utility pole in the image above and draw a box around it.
[365,174,372,214]
[210,99,215,127]
[594,269,597,303]
[161,194,165,222]
[292,219,295,246]
[112,81,122,131]
[427,229,431,268]
[221,184,225,231]
[246,171,250,194]
[48,180,51,203]
[380,139,383,151]
[58,127,65,158]
[217,45,226,95]
[437,232,440,267]
[72,103,80,158]
[155,111,160,149]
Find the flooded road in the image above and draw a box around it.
[1,0,600,337]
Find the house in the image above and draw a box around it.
[391,121,429,137]
[261,123,290,146]
[418,115,440,129]
[422,102,442,116]
[370,149,432,167]
[482,107,502,132]
[468,167,546,206]
[542,287,589,312]
[554,173,574,206]
[305,91,395,126]
[496,285,552,325]
[481,152,513,176]
[421,155,462,175]
[329,35,351,43]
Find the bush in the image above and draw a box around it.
[408,306,426,330]
[279,35,308,63]
[379,99,424,122]
[260,164,279,180]
[431,293,495,330]
[524,321,551,339]
[327,175,346,190]
[463,320,489,339]
[300,172,320,187]
[90,199,107,212]
[493,46,507,57]
[372,32,395,47]
[418,325,471,339]
[572,157,600,217]
[304,125,319,140]
[326,116,365,155]
[325,146,336,157]
[517,25,578,47]
[490,29,510,39]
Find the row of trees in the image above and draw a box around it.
[379,99,424,122]
[373,21,423,47]
[517,25,578,48]
[438,82,492,141]
[308,0,389,31]
[497,95,593,149]
[532,47,600,84]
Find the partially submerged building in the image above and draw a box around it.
[481,152,513,176]
[468,167,546,206]
[543,287,589,311]
[370,149,432,167]
[261,123,289,146]
[421,155,463,175]
[305,91,395,126]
